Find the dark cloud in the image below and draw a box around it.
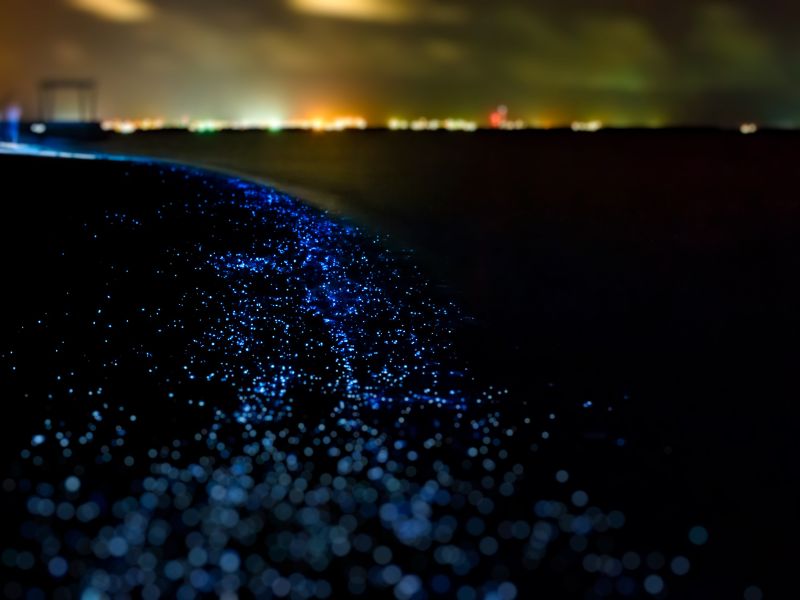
[1,0,798,124]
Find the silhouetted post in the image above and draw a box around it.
[38,79,98,122]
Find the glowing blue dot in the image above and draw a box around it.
[497,582,517,600]
[395,575,421,600]
[381,565,402,586]
[571,490,589,507]
[689,526,709,546]
[457,587,476,600]
[190,569,210,589]
[743,586,763,600]
[644,575,664,595]
[188,547,207,567]
[48,556,68,577]
[64,476,81,493]
[219,551,240,573]
[164,560,184,580]
[272,577,291,597]
[108,537,129,557]
[479,537,499,555]
[670,556,690,576]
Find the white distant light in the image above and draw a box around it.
[30,123,47,134]
[499,119,526,131]
[391,117,476,132]
[117,121,136,134]
[443,119,477,132]
[330,116,367,131]
[101,119,147,134]
[740,123,758,135]
[189,120,221,133]
[571,120,603,132]
[410,118,428,131]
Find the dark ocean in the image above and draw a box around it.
[3,129,799,598]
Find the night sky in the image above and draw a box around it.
[2,0,800,125]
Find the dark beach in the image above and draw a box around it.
[2,129,799,598]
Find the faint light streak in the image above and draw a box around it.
[66,0,154,23]
[288,0,412,23]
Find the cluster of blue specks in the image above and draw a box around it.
[172,178,474,423]
[1,161,707,599]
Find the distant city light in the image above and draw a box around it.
[739,123,758,135]
[99,116,367,134]
[274,116,366,131]
[189,120,223,133]
[488,105,527,130]
[389,117,477,131]
[118,121,137,134]
[86,115,772,135]
[489,105,508,129]
[411,118,431,131]
[444,119,478,132]
[497,119,526,131]
[102,118,164,134]
[571,120,604,132]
